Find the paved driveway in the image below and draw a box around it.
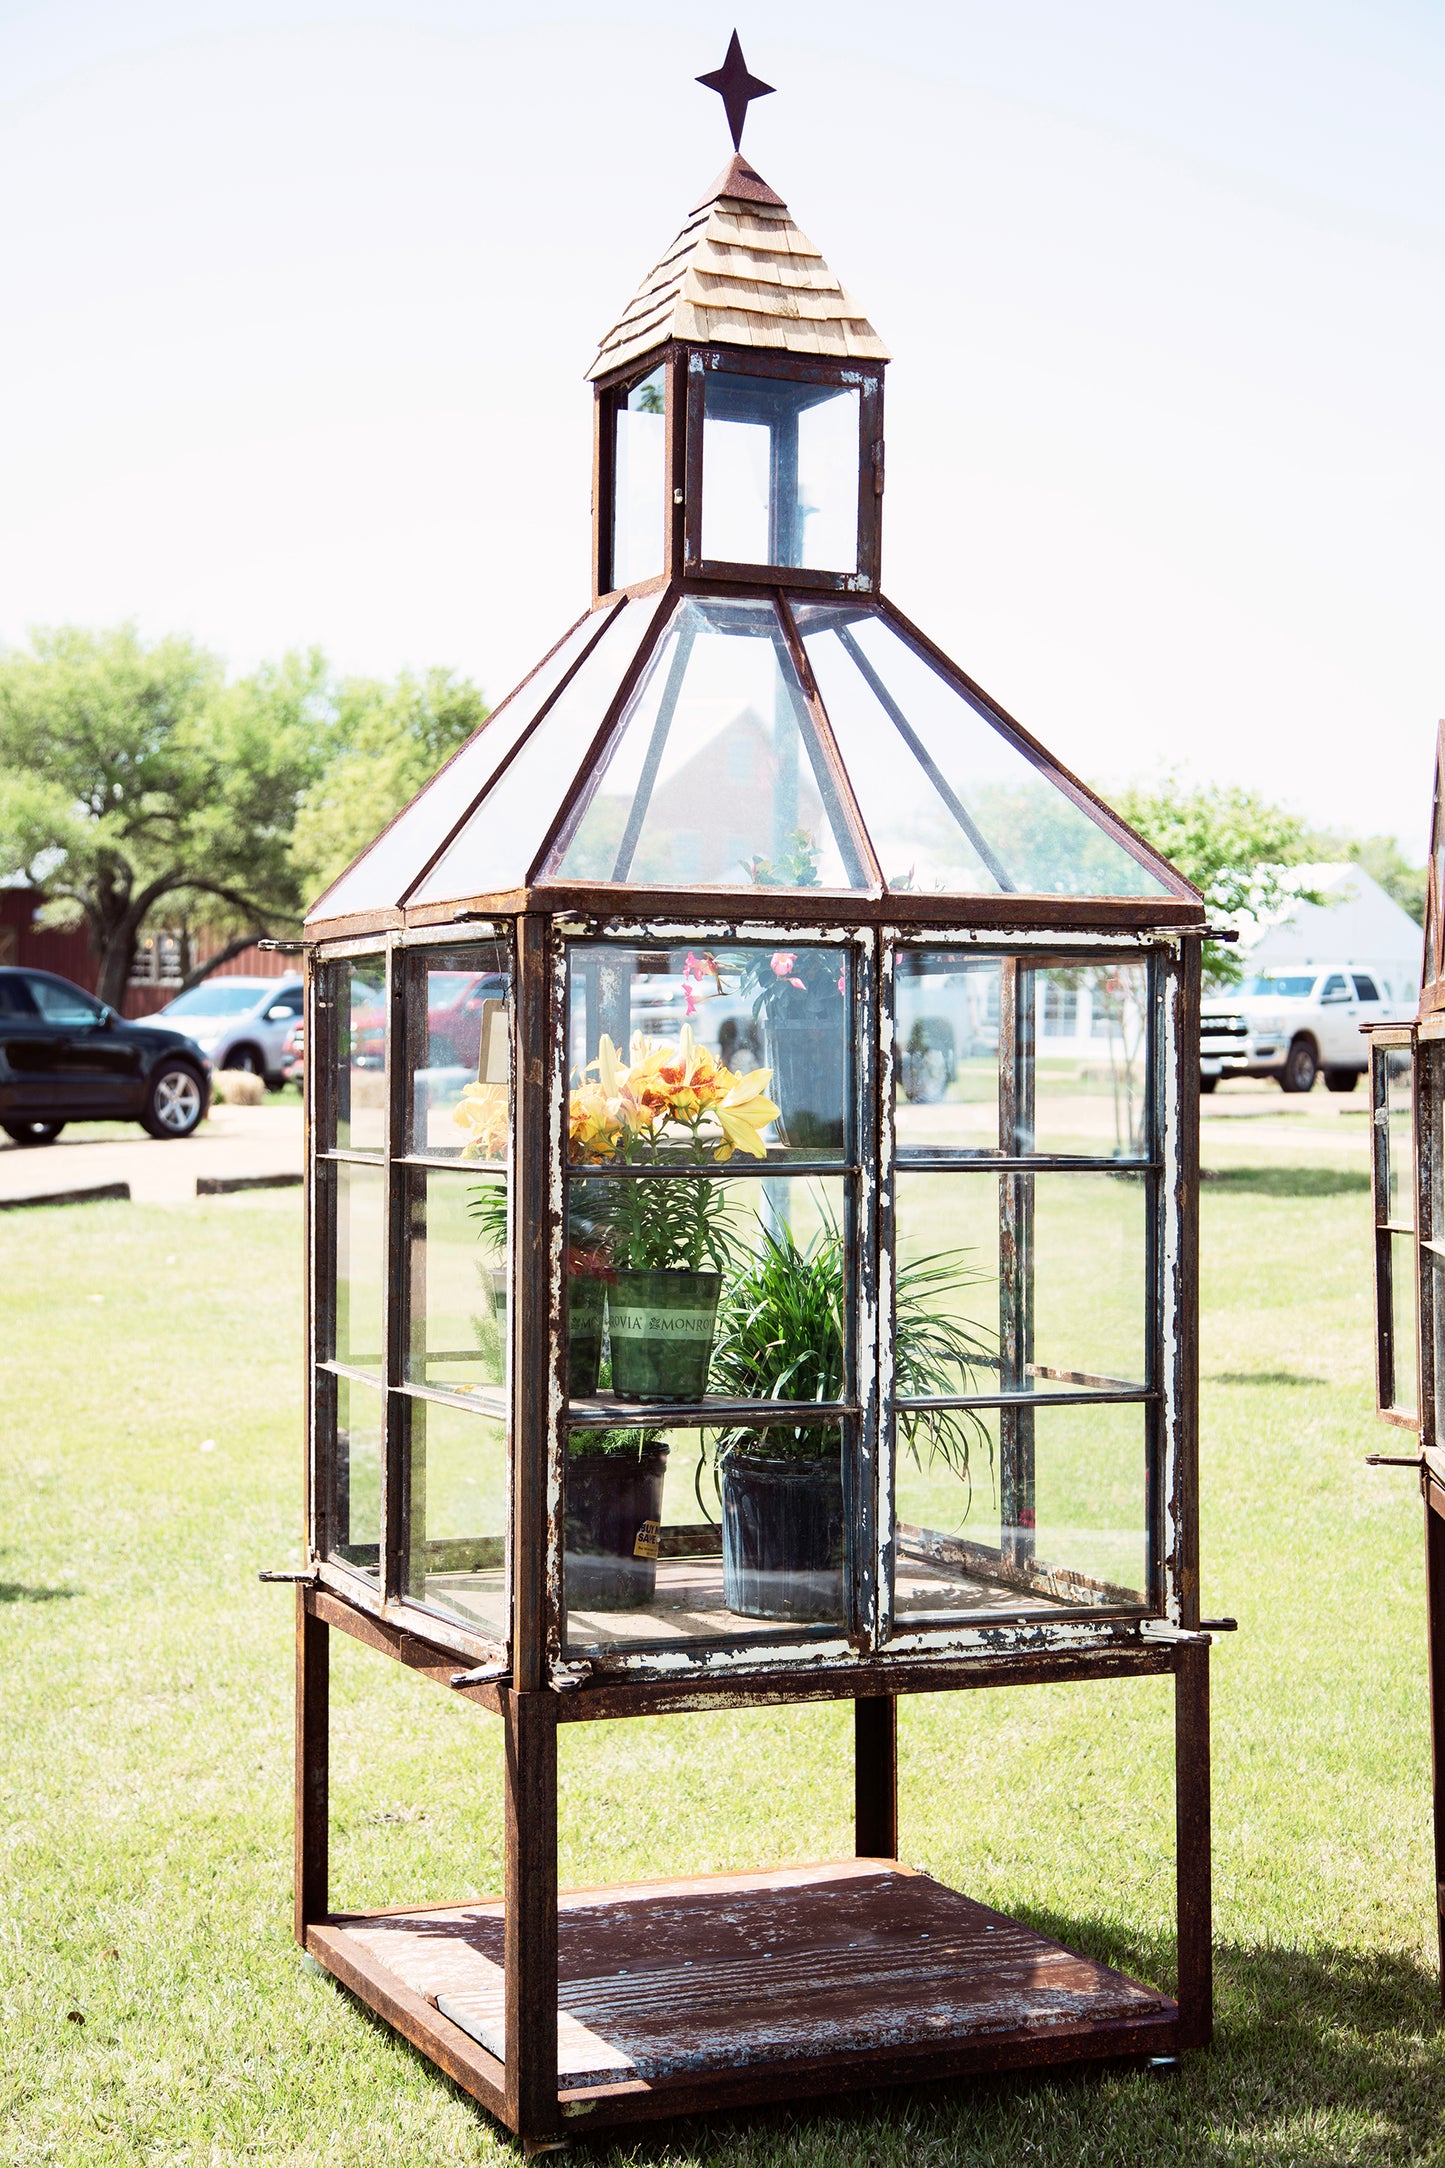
[0,1101,304,1205]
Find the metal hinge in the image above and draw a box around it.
[258,1567,320,1586]
[1139,1619,1213,1643]
[550,1659,594,1692]
[1203,927,1240,943]
[256,939,309,953]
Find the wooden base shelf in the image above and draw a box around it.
[307,1858,1179,2139]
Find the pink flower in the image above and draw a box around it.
[837,969,846,995]
[770,952,796,978]
[683,980,697,1017]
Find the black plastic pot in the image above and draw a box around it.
[607,1269,721,1401]
[567,1273,606,1397]
[766,1010,846,1151]
[721,1448,844,1622]
[564,1444,668,1609]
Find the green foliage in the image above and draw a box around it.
[1113,773,1319,988]
[707,1217,993,1484]
[290,667,487,902]
[1302,826,1428,926]
[0,623,336,1008]
[569,1426,663,1459]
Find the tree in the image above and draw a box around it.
[1112,775,1318,988]
[0,625,336,1009]
[289,667,488,902]
[1300,827,1427,927]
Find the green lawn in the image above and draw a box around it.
[4,1133,1445,2164]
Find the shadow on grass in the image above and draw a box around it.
[1208,1369,1327,1388]
[1201,1166,1369,1197]
[490,1920,1445,2166]
[0,1580,76,1603]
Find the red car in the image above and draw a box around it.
[280,1019,305,1085]
[352,972,506,1071]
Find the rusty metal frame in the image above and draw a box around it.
[1367,1026,1422,1429]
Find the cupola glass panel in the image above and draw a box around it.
[702,373,860,574]
[612,365,667,588]
[546,595,865,888]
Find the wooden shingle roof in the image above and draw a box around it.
[588,153,889,381]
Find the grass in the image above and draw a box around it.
[4,1124,1445,2163]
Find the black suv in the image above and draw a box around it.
[0,968,212,1145]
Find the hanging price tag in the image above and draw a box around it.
[633,1520,661,1560]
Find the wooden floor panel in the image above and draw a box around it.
[330,1859,1173,2087]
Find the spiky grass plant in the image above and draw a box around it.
[706,1217,995,1498]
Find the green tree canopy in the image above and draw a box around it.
[289,667,487,903]
[1113,775,1318,988]
[0,625,487,1008]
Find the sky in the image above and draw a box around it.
[0,1,1440,853]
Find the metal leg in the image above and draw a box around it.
[505,1689,560,2140]
[1174,1642,1212,2049]
[854,1695,898,1858]
[1425,1480,1445,2006]
[294,1590,329,1945]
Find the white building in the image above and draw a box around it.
[1245,862,1421,1009]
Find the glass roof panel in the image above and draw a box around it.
[801,619,1005,896]
[307,608,607,922]
[408,600,652,906]
[542,595,866,890]
[794,606,1174,899]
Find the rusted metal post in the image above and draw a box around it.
[854,1695,897,1857]
[1425,1474,1445,2003]
[504,1689,560,2137]
[294,1589,329,1944]
[999,959,1036,1573]
[1173,1641,1212,2048]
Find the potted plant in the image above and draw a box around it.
[706,1218,994,1621]
[457,1086,613,1396]
[568,1025,778,1401]
[564,1426,668,1609]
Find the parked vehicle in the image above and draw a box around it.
[0,968,211,1143]
[1200,965,1413,1094]
[152,975,304,1087]
[280,1019,305,1085]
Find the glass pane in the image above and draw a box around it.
[330,958,387,1153]
[1390,1230,1418,1415]
[1029,963,1150,1159]
[893,1171,1147,1397]
[797,606,1174,898]
[411,600,651,904]
[545,597,864,890]
[702,373,859,573]
[1386,1047,1414,1227]
[404,1399,508,1640]
[407,1169,507,1406]
[326,1374,384,1578]
[334,1159,387,1375]
[405,941,511,1159]
[804,623,1004,894]
[612,366,665,588]
[565,1174,849,1410]
[309,611,602,921]
[564,1422,845,1651]
[894,953,1000,1155]
[894,1404,1149,1620]
[565,940,852,1163]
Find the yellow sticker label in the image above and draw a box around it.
[633,1520,661,1560]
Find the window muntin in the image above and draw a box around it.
[701,372,860,574]
[611,365,666,589]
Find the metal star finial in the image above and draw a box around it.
[696,31,775,152]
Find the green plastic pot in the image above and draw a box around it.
[608,1269,721,1401]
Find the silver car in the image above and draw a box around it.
[152,975,304,1086]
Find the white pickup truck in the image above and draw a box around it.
[1200,964,1417,1094]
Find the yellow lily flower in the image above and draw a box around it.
[713,1068,780,1161]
